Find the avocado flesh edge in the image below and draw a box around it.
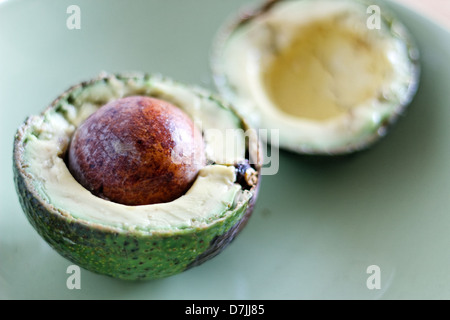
[13,73,262,280]
[19,73,251,232]
[13,158,254,280]
[212,0,420,155]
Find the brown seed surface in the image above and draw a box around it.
[68,96,206,206]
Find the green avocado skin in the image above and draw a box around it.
[13,158,250,280]
[12,73,261,281]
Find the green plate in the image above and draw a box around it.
[1,0,449,299]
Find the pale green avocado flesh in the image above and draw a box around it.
[13,73,262,280]
[212,0,420,155]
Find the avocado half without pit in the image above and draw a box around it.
[13,73,262,281]
[212,0,420,155]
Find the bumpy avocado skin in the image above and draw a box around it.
[14,129,257,281]
[12,73,261,281]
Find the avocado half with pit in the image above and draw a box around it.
[212,0,420,155]
[13,73,262,281]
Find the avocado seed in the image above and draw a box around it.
[67,96,206,206]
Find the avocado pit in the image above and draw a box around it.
[67,95,206,206]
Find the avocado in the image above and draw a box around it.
[13,72,262,281]
[211,0,420,155]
